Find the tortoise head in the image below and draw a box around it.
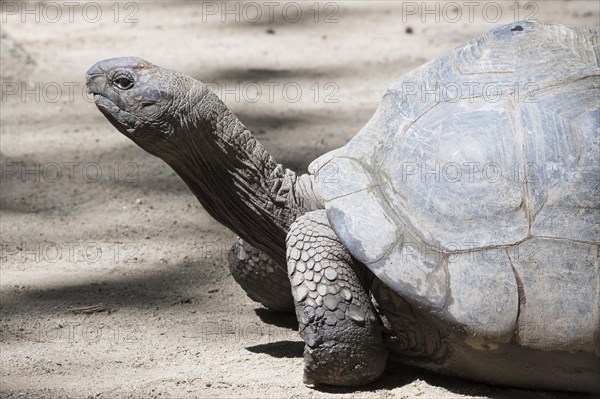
[86,57,203,154]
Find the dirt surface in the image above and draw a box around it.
[1,1,598,398]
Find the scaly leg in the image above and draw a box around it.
[228,238,294,312]
[286,210,388,386]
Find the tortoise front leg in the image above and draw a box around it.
[228,238,294,312]
[287,210,388,386]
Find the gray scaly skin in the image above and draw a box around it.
[86,57,378,385]
[228,238,293,311]
[287,211,387,385]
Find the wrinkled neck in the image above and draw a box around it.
[160,87,320,265]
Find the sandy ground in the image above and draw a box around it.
[1,1,598,398]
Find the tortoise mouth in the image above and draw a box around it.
[93,93,119,115]
[90,93,138,139]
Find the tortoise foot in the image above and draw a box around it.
[287,210,388,387]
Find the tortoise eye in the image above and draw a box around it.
[113,77,134,90]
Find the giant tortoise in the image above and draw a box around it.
[86,21,599,392]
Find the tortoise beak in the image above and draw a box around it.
[85,61,109,95]
[85,65,119,120]
[85,73,106,96]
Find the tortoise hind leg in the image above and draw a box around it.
[228,238,294,312]
[287,210,388,386]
